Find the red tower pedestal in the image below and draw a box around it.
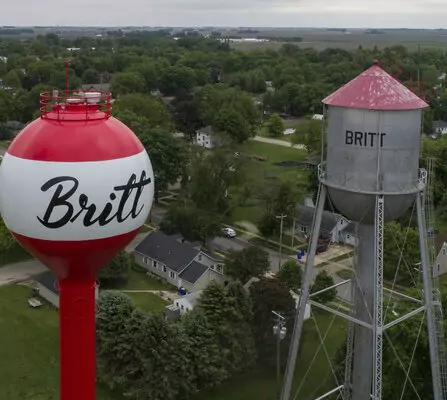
[0,90,154,400]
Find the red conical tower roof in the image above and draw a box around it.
[322,61,429,111]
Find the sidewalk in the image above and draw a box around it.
[0,260,47,286]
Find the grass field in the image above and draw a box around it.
[0,243,33,267]
[194,309,347,400]
[0,284,124,400]
[230,140,309,225]
[121,269,174,291]
[126,292,169,313]
[230,29,447,52]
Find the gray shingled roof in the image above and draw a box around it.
[433,120,447,129]
[36,271,59,295]
[295,205,340,233]
[134,231,200,273]
[343,222,357,235]
[197,126,213,135]
[179,262,208,284]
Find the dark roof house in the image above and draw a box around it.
[295,205,341,234]
[134,231,223,288]
[36,271,59,295]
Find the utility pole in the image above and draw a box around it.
[276,214,287,269]
[272,310,286,399]
[291,217,296,249]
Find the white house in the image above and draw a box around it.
[294,205,356,246]
[433,121,447,135]
[290,292,311,321]
[433,236,447,278]
[196,126,218,149]
[312,114,324,121]
[173,290,203,315]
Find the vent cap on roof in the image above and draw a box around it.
[322,62,429,111]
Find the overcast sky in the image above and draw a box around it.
[3,0,447,28]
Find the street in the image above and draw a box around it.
[0,259,48,286]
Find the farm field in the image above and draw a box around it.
[230,28,447,51]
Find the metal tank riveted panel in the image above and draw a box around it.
[323,106,422,223]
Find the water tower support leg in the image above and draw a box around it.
[59,277,97,400]
[416,192,444,400]
[281,185,327,400]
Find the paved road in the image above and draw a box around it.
[253,136,306,150]
[0,260,48,286]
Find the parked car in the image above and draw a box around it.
[222,227,237,238]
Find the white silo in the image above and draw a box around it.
[281,62,447,400]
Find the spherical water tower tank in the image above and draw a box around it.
[321,61,428,223]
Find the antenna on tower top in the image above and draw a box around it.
[64,59,71,92]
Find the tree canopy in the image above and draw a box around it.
[225,246,270,284]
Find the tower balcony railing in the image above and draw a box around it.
[318,162,426,194]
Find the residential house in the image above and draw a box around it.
[433,121,447,136]
[196,126,218,149]
[134,231,225,293]
[164,290,203,320]
[81,83,111,92]
[433,235,447,278]
[340,222,358,247]
[294,205,356,245]
[34,271,99,308]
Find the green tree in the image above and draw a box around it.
[225,247,270,284]
[266,113,285,137]
[159,65,196,96]
[96,291,140,390]
[310,270,336,303]
[114,110,188,201]
[292,119,323,154]
[113,93,172,131]
[213,107,251,143]
[82,68,100,84]
[277,260,302,292]
[383,221,420,286]
[0,216,14,252]
[188,146,245,214]
[99,251,131,285]
[3,70,21,89]
[249,278,295,367]
[176,311,229,390]
[160,201,221,247]
[197,281,257,375]
[110,72,145,97]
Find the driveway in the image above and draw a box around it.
[0,260,48,286]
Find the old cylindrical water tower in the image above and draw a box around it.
[323,61,428,399]
[281,62,447,400]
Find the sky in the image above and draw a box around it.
[3,0,447,29]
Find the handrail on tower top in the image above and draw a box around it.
[39,89,112,122]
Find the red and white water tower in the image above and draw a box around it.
[0,88,154,400]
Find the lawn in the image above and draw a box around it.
[231,141,309,225]
[194,310,347,400]
[126,292,169,313]
[0,284,124,400]
[0,243,33,267]
[121,269,174,291]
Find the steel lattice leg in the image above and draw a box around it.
[416,191,444,400]
[372,195,384,400]
[281,185,327,400]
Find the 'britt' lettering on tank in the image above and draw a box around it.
[37,171,152,229]
[345,130,387,147]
